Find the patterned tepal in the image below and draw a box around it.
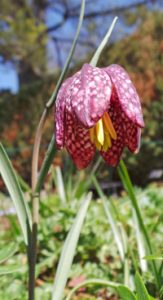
[55,63,144,169]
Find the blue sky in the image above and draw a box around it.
[0,61,19,93]
[0,0,161,94]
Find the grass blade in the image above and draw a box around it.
[0,243,18,264]
[144,255,163,261]
[90,16,118,67]
[0,143,32,245]
[0,265,26,275]
[117,285,136,300]
[92,175,125,261]
[118,160,160,288]
[51,193,92,300]
[132,209,147,272]
[53,167,66,205]
[135,272,150,300]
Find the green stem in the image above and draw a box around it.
[28,192,39,300]
[35,136,55,193]
[118,160,160,289]
[27,2,86,299]
[32,109,47,191]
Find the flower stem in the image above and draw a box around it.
[28,1,86,299]
[32,109,47,191]
[28,196,39,300]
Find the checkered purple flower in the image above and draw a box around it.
[55,63,144,169]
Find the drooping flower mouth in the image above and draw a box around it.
[89,112,117,152]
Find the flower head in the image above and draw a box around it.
[55,63,144,169]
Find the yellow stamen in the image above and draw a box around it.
[89,112,117,152]
[103,112,117,140]
[95,138,102,151]
[90,127,95,143]
[96,119,104,146]
[102,133,112,152]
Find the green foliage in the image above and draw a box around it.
[51,193,92,300]
[135,272,151,300]
[0,143,31,244]
[0,0,47,76]
[0,183,162,299]
[117,285,136,300]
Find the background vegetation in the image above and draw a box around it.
[0,0,163,299]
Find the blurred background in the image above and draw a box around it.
[0,0,163,188]
[0,2,163,299]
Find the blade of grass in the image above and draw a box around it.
[0,264,26,275]
[0,143,32,245]
[53,166,67,205]
[90,16,118,67]
[119,226,130,287]
[35,136,55,193]
[72,157,102,199]
[144,255,163,261]
[118,160,160,289]
[135,272,150,300]
[51,193,92,300]
[0,243,18,264]
[92,175,125,262]
[132,209,148,272]
[117,285,137,300]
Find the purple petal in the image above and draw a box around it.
[124,124,141,153]
[104,64,144,128]
[71,64,112,128]
[64,94,96,169]
[55,75,76,149]
[100,98,125,166]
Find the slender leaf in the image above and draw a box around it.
[53,167,66,205]
[132,209,147,272]
[135,272,150,300]
[0,243,18,264]
[144,254,163,261]
[36,136,55,192]
[118,160,160,288]
[90,16,118,67]
[117,285,137,300]
[0,264,26,275]
[0,143,32,245]
[92,175,125,261]
[51,193,92,300]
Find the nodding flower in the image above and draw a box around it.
[55,63,144,169]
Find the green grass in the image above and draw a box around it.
[0,183,162,299]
